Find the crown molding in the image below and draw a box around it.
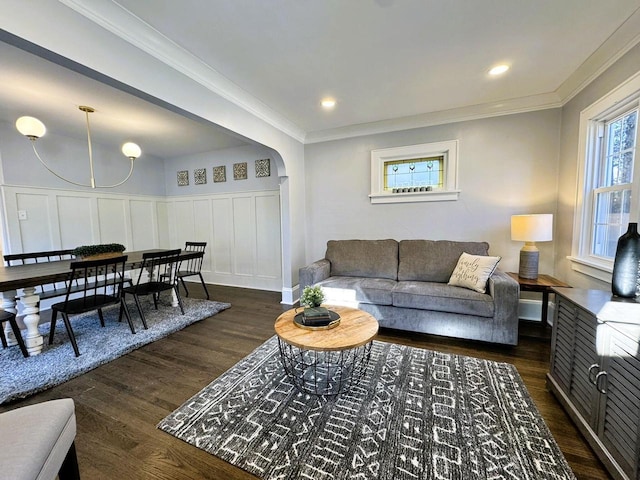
[306,8,640,144]
[556,6,640,104]
[59,0,307,143]
[58,0,640,146]
[305,93,563,144]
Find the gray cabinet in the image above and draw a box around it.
[548,288,640,480]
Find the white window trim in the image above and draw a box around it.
[369,140,459,204]
[569,70,640,281]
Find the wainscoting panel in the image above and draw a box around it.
[156,201,171,248]
[166,191,282,291]
[174,200,197,245]
[211,197,233,275]
[97,198,128,245]
[192,199,213,272]
[57,195,94,249]
[3,187,159,254]
[256,193,281,280]
[15,192,55,253]
[1,186,282,292]
[129,200,158,251]
[232,196,255,277]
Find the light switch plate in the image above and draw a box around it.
[18,210,27,220]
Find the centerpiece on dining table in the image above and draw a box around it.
[72,243,126,260]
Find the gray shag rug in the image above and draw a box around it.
[0,297,230,404]
[159,336,576,480]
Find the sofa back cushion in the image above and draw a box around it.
[326,239,399,280]
[398,240,490,282]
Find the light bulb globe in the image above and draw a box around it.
[121,142,141,160]
[16,116,46,139]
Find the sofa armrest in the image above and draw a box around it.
[488,269,519,299]
[299,259,331,292]
[487,269,520,345]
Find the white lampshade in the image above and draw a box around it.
[121,142,141,160]
[511,214,553,242]
[16,116,46,139]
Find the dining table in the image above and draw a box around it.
[0,249,202,356]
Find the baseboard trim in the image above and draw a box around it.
[281,285,299,305]
[518,298,556,326]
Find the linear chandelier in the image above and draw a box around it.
[16,106,141,188]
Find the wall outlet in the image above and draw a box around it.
[18,210,27,220]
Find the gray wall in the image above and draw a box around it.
[0,120,166,196]
[0,118,280,208]
[164,144,280,196]
[303,109,562,276]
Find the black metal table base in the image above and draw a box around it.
[277,339,373,395]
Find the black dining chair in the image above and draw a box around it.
[49,255,134,357]
[0,310,29,358]
[174,241,210,299]
[120,249,184,328]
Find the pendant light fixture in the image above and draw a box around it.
[16,106,141,188]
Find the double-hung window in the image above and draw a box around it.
[591,109,638,258]
[571,73,640,280]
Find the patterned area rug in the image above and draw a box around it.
[0,297,230,404]
[158,336,576,479]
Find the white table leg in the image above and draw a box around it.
[141,267,151,283]
[130,266,179,307]
[19,287,43,356]
[170,286,179,307]
[1,290,18,346]
[167,264,179,307]
[144,266,178,306]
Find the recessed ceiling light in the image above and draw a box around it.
[489,64,510,76]
[321,98,336,109]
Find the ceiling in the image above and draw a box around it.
[0,38,251,159]
[2,0,640,156]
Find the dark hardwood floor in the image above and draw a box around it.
[0,285,611,479]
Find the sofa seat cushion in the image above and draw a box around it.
[398,240,490,282]
[316,276,396,305]
[392,281,494,317]
[326,239,398,280]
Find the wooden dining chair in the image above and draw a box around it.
[174,241,210,299]
[119,249,184,328]
[49,255,134,357]
[0,309,29,358]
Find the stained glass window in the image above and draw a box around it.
[370,140,459,203]
[383,156,444,191]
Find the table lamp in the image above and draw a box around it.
[511,214,553,279]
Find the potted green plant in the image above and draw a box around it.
[300,285,325,308]
[72,243,126,260]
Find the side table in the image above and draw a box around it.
[507,273,571,330]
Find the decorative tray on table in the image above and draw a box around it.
[293,307,341,330]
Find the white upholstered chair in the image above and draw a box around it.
[0,398,80,479]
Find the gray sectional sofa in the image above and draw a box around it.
[299,239,520,345]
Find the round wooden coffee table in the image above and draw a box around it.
[274,305,379,395]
